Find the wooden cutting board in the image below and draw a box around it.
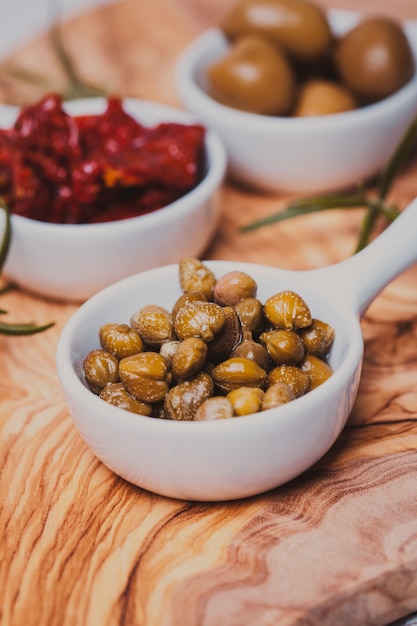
[1,1,417,625]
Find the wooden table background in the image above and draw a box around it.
[1,1,417,625]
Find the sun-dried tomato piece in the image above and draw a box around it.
[0,94,206,224]
[0,132,13,197]
[12,159,53,222]
[14,93,79,156]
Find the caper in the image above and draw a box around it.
[83,349,119,394]
[264,290,312,331]
[119,352,171,403]
[179,257,217,300]
[207,305,241,364]
[227,386,264,416]
[99,383,152,416]
[151,402,167,420]
[231,334,270,370]
[194,396,234,421]
[99,323,143,359]
[159,340,180,367]
[212,356,266,392]
[260,329,305,365]
[172,337,208,379]
[164,372,214,421]
[299,318,335,358]
[84,259,336,420]
[213,270,257,306]
[130,305,175,348]
[261,382,295,411]
[174,300,225,342]
[267,364,309,397]
[300,354,333,390]
[172,291,207,321]
[234,297,264,333]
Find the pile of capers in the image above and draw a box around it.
[207,0,415,116]
[83,257,335,421]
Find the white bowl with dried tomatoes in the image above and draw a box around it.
[0,96,226,302]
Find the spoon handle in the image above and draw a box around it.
[309,196,417,317]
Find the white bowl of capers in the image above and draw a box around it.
[56,199,417,501]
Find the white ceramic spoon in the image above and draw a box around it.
[56,197,417,501]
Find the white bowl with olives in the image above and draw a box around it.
[56,197,417,501]
[0,96,227,302]
[175,5,417,194]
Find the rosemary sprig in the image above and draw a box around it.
[378,113,417,200]
[0,200,55,336]
[0,317,55,336]
[47,0,107,100]
[49,25,107,100]
[241,111,417,254]
[240,192,366,231]
[1,0,107,103]
[354,201,382,253]
[0,197,11,271]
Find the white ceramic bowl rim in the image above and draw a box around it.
[175,10,417,132]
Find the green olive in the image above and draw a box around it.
[207,34,296,115]
[222,0,332,63]
[293,79,358,116]
[335,17,415,103]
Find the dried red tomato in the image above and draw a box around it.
[0,94,206,224]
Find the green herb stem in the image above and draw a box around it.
[240,109,417,253]
[354,204,380,253]
[0,198,11,272]
[0,321,55,336]
[50,26,107,100]
[378,113,417,200]
[0,201,55,336]
[240,194,365,233]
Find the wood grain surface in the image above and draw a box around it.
[1,1,417,625]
